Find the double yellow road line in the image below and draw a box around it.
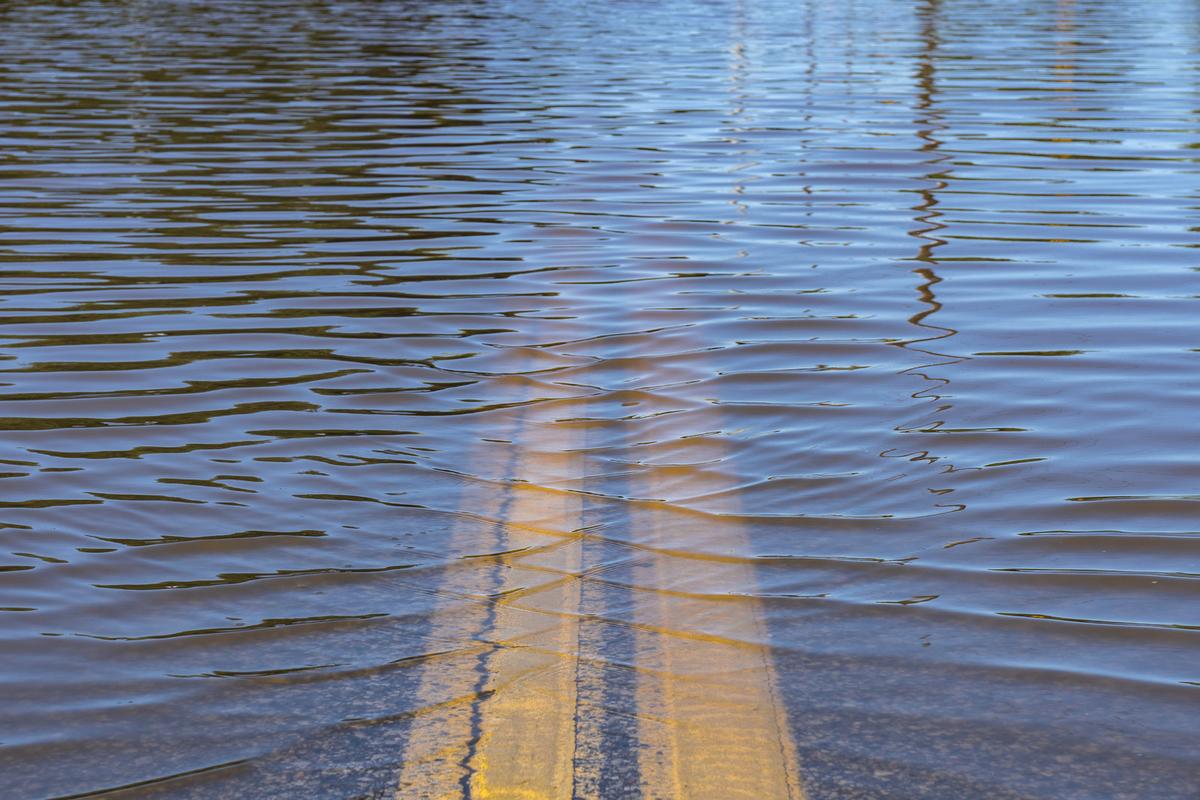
[394,347,804,799]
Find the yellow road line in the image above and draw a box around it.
[465,479,583,800]
[395,375,803,798]
[632,501,805,799]
[394,398,587,799]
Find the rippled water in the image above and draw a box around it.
[2,0,1199,797]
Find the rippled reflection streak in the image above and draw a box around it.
[0,0,1198,798]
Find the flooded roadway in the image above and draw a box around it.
[1,0,1199,798]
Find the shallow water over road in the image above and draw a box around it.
[1,1,1199,797]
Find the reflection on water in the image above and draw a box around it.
[1,0,1199,797]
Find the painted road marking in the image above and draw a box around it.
[394,392,587,798]
[465,480,584,799]
[395,371,803,798]
[630,503,805,799]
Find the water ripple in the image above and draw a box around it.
[1,0,1198,797]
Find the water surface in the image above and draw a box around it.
[1,1,1199,798]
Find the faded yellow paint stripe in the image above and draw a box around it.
[395,407,586,799]
[396,380,802,798]
[467,480,584,800]
[633,504,805,799]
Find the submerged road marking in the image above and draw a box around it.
[631,502,805,799]
[394,395,587,798]
[465,479,584,799]
[395,374,803,799]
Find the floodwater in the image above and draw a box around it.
[1,0,1198,797]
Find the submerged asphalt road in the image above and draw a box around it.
[1,0,1198,798]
